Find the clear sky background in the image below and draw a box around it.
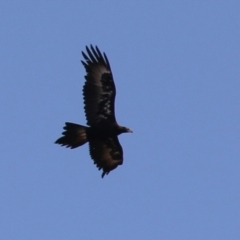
[1,1,240,239]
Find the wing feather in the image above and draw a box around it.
[89,137,123,178]
[82,45,116,126]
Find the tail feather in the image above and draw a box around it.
[55,122,88,149]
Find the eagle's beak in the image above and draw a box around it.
[127,129,133,133]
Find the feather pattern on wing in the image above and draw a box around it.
[81,45,117,126]
[89,137,123,178]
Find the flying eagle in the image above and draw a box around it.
[55,45,132,178]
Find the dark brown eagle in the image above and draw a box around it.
[55,45,132,178]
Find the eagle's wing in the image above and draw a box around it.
[89,137,123,178]
[81,45,117,126]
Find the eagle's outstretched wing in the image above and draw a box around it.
[81,45,117,126]
[89,137,123,178]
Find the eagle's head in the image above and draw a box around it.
[118,126,133,135]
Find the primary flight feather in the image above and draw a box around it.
[55,45,132,178]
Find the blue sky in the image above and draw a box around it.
[1,1,240,239]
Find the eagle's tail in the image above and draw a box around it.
[55,122,88,149]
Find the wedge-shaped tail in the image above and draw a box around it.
[55,122,88,149]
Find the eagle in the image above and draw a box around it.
[55,45,132,178]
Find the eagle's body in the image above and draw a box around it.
[55,45,132,178]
